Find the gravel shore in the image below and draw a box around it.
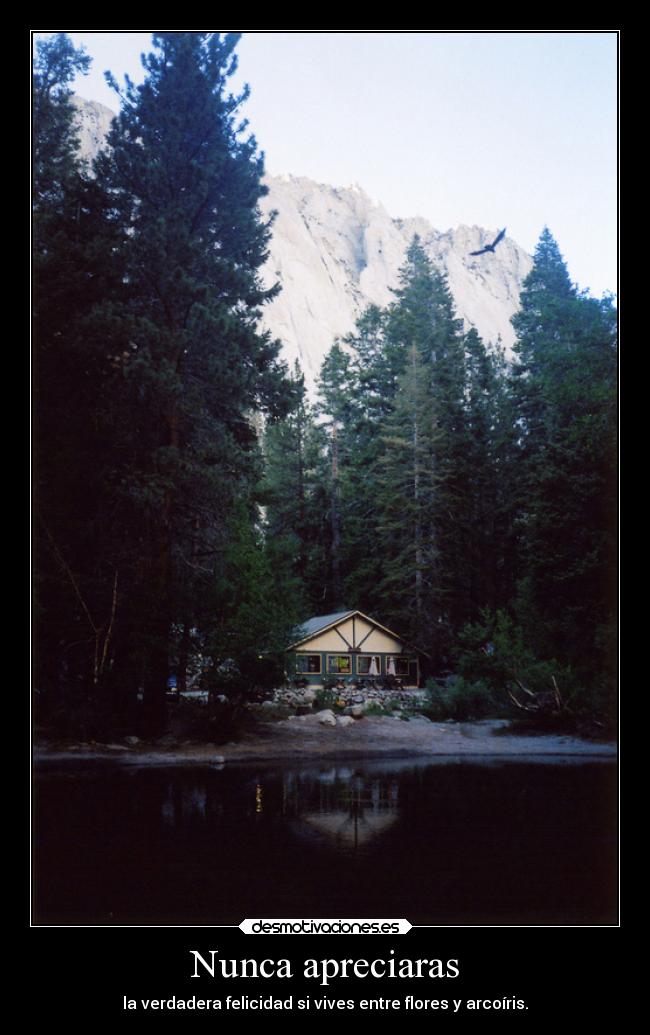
[34,716,616,769]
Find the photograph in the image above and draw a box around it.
[33,30,618,929]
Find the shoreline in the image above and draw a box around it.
[34,716,617,769]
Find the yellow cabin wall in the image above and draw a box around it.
[360,629,403,653]
[297,620,404,654]
[300,628,354,651]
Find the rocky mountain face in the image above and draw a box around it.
[71,96,115,166]
[72,98,532,393]
[257,176,532,390]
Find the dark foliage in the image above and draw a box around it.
[34,37,616,736]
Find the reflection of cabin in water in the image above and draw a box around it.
[287,609,426,688]
[283,768,400,851]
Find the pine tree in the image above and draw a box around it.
[261,361,324,614]
[93,33,296,729]
[380,238,467,660]
[510,228,617,687]
[35,32,297,731]
[315,237,478,661]
[462,329,519,618]
[34,35,129,713]
[510,227,578,455]
[375,345,442,645]
[330,306,390,613]
[33,33,91,213]
[316,343,362,609]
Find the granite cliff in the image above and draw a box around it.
[72,97,532,392]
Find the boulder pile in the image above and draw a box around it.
[271,685,427,714]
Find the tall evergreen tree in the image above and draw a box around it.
[35,33,297,731]
[315,236,521,667]
[333,306,391,613]
[34,34,128,711]
[510,228,617,687]
[91,32,294,729]
[33,33,91,213]
[462,329,518,617]
[261,361,326,615]
[316,343,362,609]
[375,345,442,645]
[380,238,467,659]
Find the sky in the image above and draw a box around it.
[34,30,618,298]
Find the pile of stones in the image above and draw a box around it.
[271,685,427,714]
[271,687,318,709]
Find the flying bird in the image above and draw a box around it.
[469,227,506,257]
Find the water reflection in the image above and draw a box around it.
[154,765,402,851]
[283,768,400,851]
[161,781,208,825]
[35,757,618,925]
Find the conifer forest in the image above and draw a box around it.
[34,33,618,739]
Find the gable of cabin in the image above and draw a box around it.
[301,614,404,654]
[286,609,425,688]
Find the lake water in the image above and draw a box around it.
[34,756,617,925]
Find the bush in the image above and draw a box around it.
[423,676,503,722]
[454,608,615,731]
[34,687,137,742]
[314,688,340,711]
[168,694,251,744]
[252,702,292,722]
[458,610,571,698]
[363,702,392,717]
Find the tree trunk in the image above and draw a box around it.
[330,424,342,606]
[412,351,423,622]
[142,399,178,736]
[178,618,191,695]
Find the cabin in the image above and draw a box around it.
[286,609,426,688]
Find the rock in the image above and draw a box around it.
[71,96,115,165]
[336,715,355,727]
[257,176,532,394]
[316,709,337,727]
[124,735,140,746]
[350,705,364,719]
[72,97,533,399]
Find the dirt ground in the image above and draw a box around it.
[34,715,617,768]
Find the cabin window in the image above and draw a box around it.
[387,656,410,676]
[357,655,381,675]
[328,655,351,674]
[295,654,322,674]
